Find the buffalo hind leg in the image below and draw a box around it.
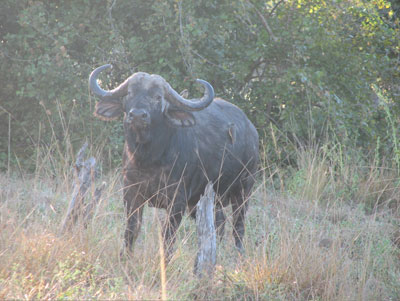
[231,196,248,255]
[215,202,226,241]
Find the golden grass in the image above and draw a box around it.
[1,147,400,300]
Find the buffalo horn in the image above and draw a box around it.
[165,79,214,111]
[89,64,129,100]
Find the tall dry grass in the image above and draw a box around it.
[1,104,400,299]
[2,145,400,300]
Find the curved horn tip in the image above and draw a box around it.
[98,64,113,71]
[195,79,206,84]
[196,79,214,95]
[89,64,113,79]
[89,64,115,98]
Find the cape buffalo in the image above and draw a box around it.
[89,64,259,256]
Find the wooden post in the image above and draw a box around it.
[194,182,216,278]
[61,142,102,233]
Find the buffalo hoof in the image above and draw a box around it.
[119,246,134,261]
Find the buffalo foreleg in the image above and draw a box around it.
[123,183,144,252]
[163,200,185,260]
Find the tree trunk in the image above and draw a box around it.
[61,142,102,233]
[194,182,216,278]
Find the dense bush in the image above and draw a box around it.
[0,0,399,171]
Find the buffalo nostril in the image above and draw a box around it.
[128,109,149,121]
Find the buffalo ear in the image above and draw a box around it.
[94,100,123,121]
[164,108,196,127]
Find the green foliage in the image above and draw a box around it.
[0,0,399,171]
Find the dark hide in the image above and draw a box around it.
[91,70,259,257]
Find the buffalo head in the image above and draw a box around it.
[89,64,214,144]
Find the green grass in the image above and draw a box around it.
[1,144,400,300]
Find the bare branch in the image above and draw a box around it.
[255,8,278,41]
[247,1,278,42]
[269,0,285,17]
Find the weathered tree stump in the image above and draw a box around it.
[194,182,216,278]
[61,142,103,233]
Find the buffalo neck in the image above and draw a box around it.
[125,123,175,168]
